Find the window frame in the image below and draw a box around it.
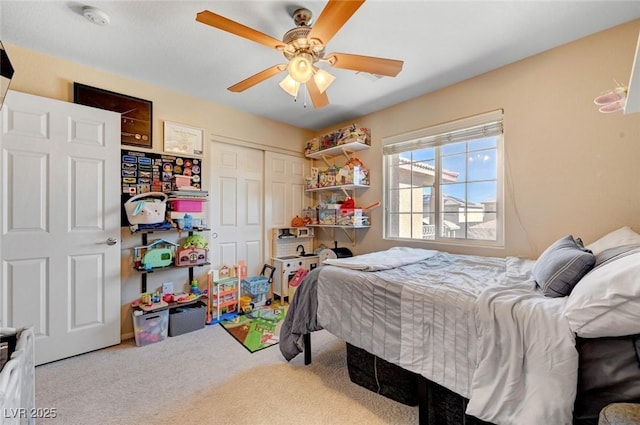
[382,110,504,248]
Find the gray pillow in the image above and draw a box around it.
[533,235,596,297]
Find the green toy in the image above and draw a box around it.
[181,234,209,250]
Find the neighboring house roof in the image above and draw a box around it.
[424,194,484,208]
[398,157,459,182]
[469,219,497,229]
[443,220,461,230]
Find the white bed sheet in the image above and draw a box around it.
[316,248,578,425]
[467,283,577,424]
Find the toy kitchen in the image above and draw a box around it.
[271,226,319,303]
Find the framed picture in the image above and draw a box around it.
[0,40,15,111]
[73,82,152,148]
[163,121,204,156]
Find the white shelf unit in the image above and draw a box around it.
[305,141,371,160]
[305,144,371,244]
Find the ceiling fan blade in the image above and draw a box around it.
[228,64,287,92]
[196,10,285,50]
[307,0,365,45]
[327,52,404,77]
[306,78,329,109]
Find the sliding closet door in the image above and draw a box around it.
[208,142,264,275]
[264,151,308,257]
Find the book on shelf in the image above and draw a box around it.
[168,190,208,199]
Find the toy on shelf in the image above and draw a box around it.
[190,279,203,295]
[133,239,179,271]
[176,234,209,267]
[131,292,168,312]
[304,124,371,156]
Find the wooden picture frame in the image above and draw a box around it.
[163,121,204,156]
[73,82,152,148]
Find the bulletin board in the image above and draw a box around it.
[120,149,203,226]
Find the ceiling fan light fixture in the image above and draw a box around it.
[279,74,300,97]
[313,67,335,94]
[288,53,314,83]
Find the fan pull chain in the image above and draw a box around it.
[304,84,307,108]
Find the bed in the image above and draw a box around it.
[279,227,640,425]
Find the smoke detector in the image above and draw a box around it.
[82,6,110,26]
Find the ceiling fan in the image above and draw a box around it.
[195,0,404,108]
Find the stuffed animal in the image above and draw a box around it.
[181,234,208,250]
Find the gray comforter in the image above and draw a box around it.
[278,247,582,425]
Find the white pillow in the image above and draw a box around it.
[564,251,640,337]
[586,226,640,255]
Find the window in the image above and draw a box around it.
[383,110,503,246]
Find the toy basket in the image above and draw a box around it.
[124,192,167,225]
[241,264,275,307]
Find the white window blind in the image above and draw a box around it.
[382,109,503,154]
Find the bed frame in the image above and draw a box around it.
[302,333,489,425]
[302,332,640,425]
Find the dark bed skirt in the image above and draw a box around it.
[346,342,420,406]
[346,342,492,425]
[345,335,640,425]
[303,334,640,424]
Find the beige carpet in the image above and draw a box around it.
[35,325,418,425]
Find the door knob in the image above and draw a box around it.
[211,232,218,239]
[106,237,118,246]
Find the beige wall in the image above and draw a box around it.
[5,18,640,335]
[5,43,312,154]
[4,43,313,336]
[313,19,640,259]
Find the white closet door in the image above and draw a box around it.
[264,151,308,256]
[209,142,264,274]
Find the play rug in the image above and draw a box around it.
[219,304,288,353]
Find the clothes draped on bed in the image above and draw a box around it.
[280,247,580,425]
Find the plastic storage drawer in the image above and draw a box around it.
[133,309,169,347]
[168,301,206,337]
[168,199,205,212]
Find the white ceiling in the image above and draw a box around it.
[2,1,640,131]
